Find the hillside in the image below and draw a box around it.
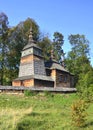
[0,92,93,130]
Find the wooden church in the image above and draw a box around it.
[12,28,74,88]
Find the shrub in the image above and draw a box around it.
[71,99,88,127]
[77,70,93,102]
[77,84,93,103]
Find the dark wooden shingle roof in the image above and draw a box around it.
[23,43,41,51]
[45,60,69,73]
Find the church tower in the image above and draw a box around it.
[19,27,46,77]
[12,27,54,87]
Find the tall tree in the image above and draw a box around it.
[52,32,64,63]
[65,34,91,86]
[38,36,52,61]
[0,12,9,85]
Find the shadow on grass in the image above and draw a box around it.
[16,112,49,130]
[84,121,93,127]
[77,121,93,130]
[27,111,40,116]
[16,119,44,130]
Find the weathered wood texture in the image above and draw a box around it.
[19,55,46,77]
[0,86,77,93]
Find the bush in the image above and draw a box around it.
[77,71,93,102]
[71,99,88,127]
[77,84,93,102]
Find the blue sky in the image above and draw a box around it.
[0,0,93,65]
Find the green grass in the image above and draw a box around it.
[0,92,93,130]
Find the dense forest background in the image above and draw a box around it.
[0,12,93,99]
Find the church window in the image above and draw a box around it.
[64,75,68,82]
[58,74,63,82]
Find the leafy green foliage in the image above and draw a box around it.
[65,34,93,105]
[68,34,90,57]
[77,70,93,102]
[66,34,91,86]
[0,12,9,85]
[38,37,52,61]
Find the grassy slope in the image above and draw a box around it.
[0,93,93,130]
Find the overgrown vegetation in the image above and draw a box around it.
[71,99,88,127]
[77,70,93,102]
[0,93,93,130]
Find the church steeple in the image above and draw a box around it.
[18,27,46,78]
[28,26,34,44]
[22,27,40,51]
[22,27,42,58]
[50,49,55,60]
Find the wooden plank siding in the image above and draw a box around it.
[54,70,71,88]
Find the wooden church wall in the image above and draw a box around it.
[34,79,54,87]
[56,70,71,87]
